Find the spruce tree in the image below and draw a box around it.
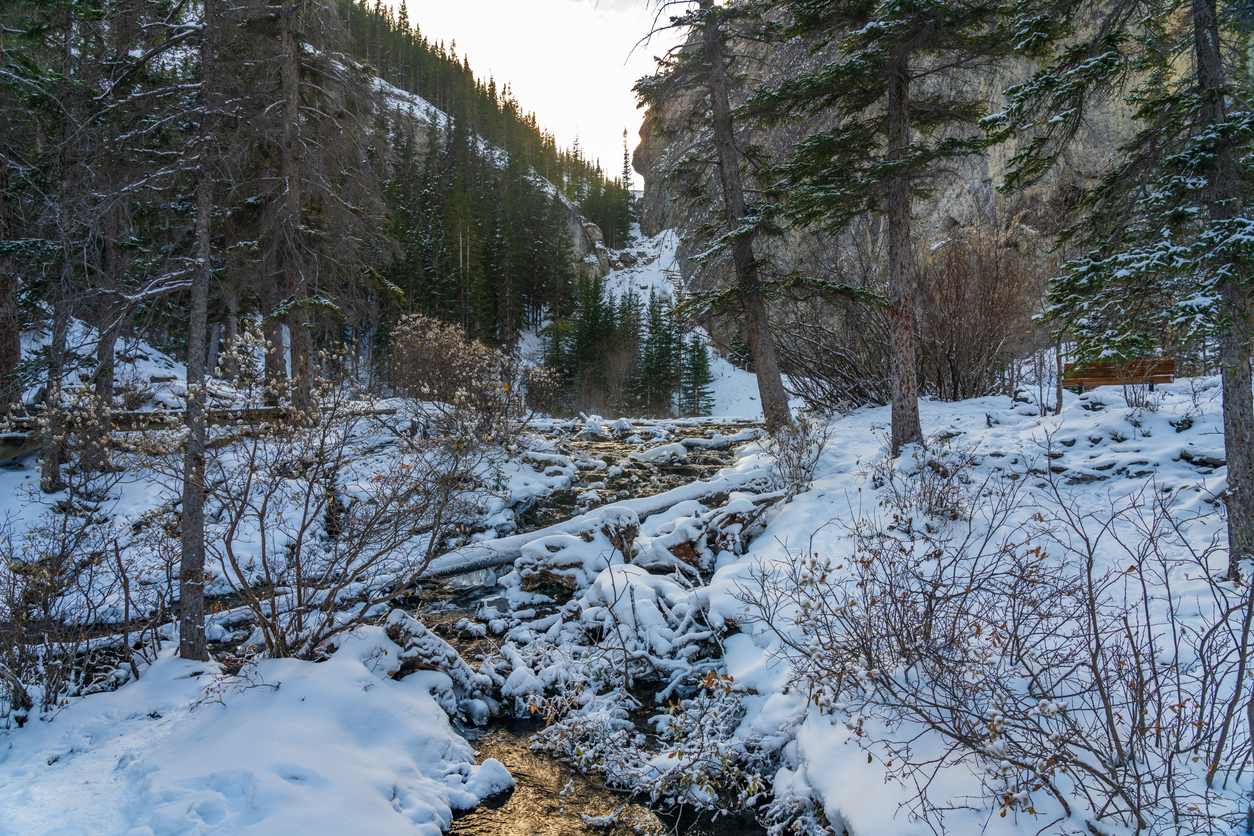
[994,0,1254,582]
[637,0,792,433]
[640,289,681,415]
[680,334,715,416]
[749,0,1040,454]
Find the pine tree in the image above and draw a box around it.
[638,0,791,433]
[995,0,1254,582]
[639,289,681,415]
[749,0,1040,453]
[622,127,634,192]
[680,334,715,416]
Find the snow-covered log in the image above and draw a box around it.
[420,465,773,579]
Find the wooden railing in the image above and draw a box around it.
[0,406,397,464]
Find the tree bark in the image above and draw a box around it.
[179,0,217,662]
[40,294,67,493]
[699,0,791,433]
[280,0,312,412]
[0,77,19,415]
[206,321,221,378]
[1192,0,1254,582]
[886,57,923,456]
[223,288,239,380]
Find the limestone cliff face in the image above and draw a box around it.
[632,16,1135,296]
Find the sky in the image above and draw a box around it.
[393,0,683,190]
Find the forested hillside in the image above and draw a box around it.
[0,0,634,415]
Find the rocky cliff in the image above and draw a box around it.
[631,13,1135,298]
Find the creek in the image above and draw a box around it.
[420,419,769,836]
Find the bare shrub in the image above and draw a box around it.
[522,365,562,416]
[210,392,489,658]
[774,198,1048,412]
[761,411,833,495]
[132,373,492,660]
[739,466,1251,834]
[864,433,983,520]
[0,481,175,724]
[389,314,528,440]
[919,213,1047,402]
[776,295,893,412]
[772,216,892,412]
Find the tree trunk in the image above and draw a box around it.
[97,203,127,406]
[1192,0,1254,582]
[699,0,791,433]
[223,289,239,380]
[40,295,67,493]
[1054,341,1064,415]
[886,59,922,456]
[0,79,19,415]
[263,316,285,403]
[207,321,221,378]
[280,0,312,413]
[179,0,217,663]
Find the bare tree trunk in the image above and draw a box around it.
[886,60,922,456]
[179,0,217,663]
[40,295,67,493]
[82,207,126,475]
[280,0,312,412]
[223,288,239,380]
[0,79,19,415]
[207,321,221,378]
[699,0,790,433]
[1054,341,1064,415]
[1192,0,1254,582]
[263,316,285,403]
[96,204,126,405]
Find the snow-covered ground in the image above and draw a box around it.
[2,374,1247,834]
[3,285,1248,834]
[700,383,1239,835]
[0,631,512,836]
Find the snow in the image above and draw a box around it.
[5,298,1251,833]
[692,382,1247,833]
[0,630,511,836]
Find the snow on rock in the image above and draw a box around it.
[579,414,610,440]
[630,442,687,463]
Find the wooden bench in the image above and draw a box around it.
[1063,359,1176,393]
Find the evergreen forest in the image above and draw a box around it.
[0,0,640,419]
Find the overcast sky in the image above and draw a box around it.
[392,0,683,190]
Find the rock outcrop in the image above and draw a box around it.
[632,13,1136,296]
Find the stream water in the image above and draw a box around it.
[425,419,769,836]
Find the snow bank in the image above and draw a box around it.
[0,629,511,836]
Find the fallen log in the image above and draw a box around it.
[420,465,775,580]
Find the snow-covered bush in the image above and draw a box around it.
[740,473,1252,834]
[866,433,983,520]
[762,411,832,495]
[0,498,174,723]
[135,380,494,660]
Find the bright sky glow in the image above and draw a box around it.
[393,0,683,189]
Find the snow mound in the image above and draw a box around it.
[0,629,512,836]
